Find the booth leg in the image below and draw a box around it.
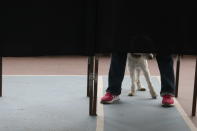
[88,56,94,116]
[192,58,197,116]
[92,56,98,116]
[87,57,91,97]
[0,57,2,97]
[175,55,181,97]
[88,55,99,116]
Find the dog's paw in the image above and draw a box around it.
[137,88,146,91]
[150,90,157,99]
[151,93,158,99]
[128,92,135,96]
[152,95,157,99]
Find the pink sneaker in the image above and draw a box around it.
[162,95,174,107]
[100,92,120,104]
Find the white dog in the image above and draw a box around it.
[127,53,157,99]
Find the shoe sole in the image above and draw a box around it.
[162,103,174,107]
[100,98,120,104]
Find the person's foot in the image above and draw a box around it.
[162,95,174,107]
[100,92,120,104]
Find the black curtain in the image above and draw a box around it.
[2,0,97,56]
[95,1,196,54]
[1,1,196,56]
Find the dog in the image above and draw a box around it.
[127,53,157,99]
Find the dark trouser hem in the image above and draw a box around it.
[106,89,121,96]
[160,92,175,97]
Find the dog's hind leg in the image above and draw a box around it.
[136,68,146,91]
[128,64,137,96]
[141,61,157,99]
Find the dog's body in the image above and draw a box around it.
[127,53,157,99]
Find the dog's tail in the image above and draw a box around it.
[145,53,155,59]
